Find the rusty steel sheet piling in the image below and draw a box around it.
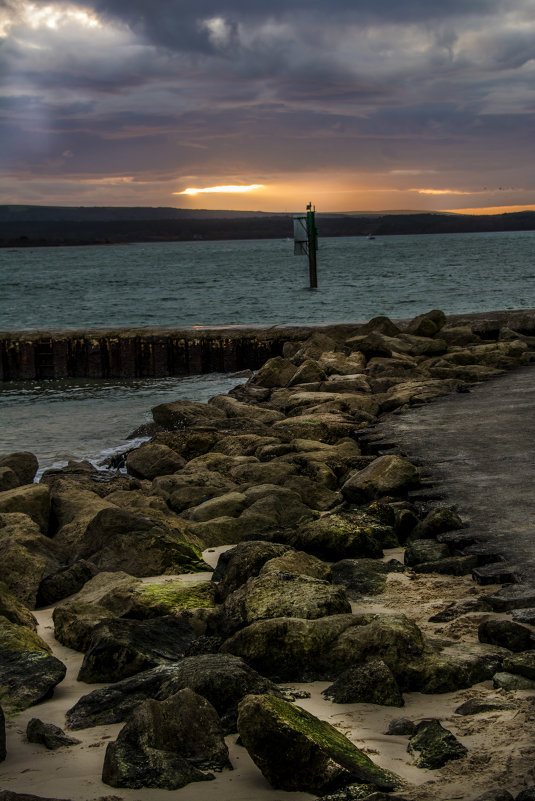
[0,326,302,382]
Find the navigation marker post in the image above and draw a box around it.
[293,203,318,288]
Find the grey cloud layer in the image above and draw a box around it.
[2,0,535,203]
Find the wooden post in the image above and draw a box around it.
[306,203,318,289]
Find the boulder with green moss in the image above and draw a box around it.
[221,612,425,683]
[237,693,399,794]
[501,651,535,681]
[0,513,61,608]
[74,507,209,575]
[216,571,351,637]
[0,581,37,630]
[0,452,39,487]
[261,550,332,583]
[0,617,50,653]
[151,399,226,430]
[288,513,384,561]
[0,484,50,534]
[53,601,117,652]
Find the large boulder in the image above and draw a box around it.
[211,540,294,600]
[215,571,351,637]
[0,650,66,713]
[271,414,357,444]
[249,357,297,388]
[221,612,425,682]
[317,351,367,376]
[501,651,535,681]
[261,549,332,583]
[208,395,284,425]
[102,688,231,789]
[66,653,282,732]
[341,455,421,504]
[0,513,61,608]
[288,513,384,561]
[0,582,37,630]
[237,693,399,794]
[73,507,208,575]
[0,453,39,487]
[323,658,404,706]
[0,485,50,534]
[36,560,97,607]
[406,310,446,337]
[125,443,185,480]
[77,615,200,683]
[185,491,248,522]
[0,618,50,653]
[478,619,534,652]
[151,399,226,430]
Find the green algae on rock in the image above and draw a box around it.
[237,693,400,794]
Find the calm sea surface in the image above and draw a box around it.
[1,230,535,471]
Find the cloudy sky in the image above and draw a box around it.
[1,0,535,212]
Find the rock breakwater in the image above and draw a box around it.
[1,309,535,801]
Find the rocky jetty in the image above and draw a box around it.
[1,309,535,800]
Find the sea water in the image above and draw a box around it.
[1,230,535,470]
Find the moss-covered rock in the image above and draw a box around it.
[0,581,37,630]
[66,653,283,733]
[501,651,535,681]
[53,601,116,652]
[211,540,293,599]
[404,540,450,566]
[216,571,351,637]
[221,612,425,683]
[75,507,209,575]
[130,580,216,618]
[407,719,467,769]
[0,452,39,488]
[0,512,61,608]
[0,485,50,535]
[261,550,332,583]
[0,617,50,653]
[289,513,384,561]
[77,616,200,683]
[237,693,399,794]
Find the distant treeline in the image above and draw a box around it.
[0,205,534,247]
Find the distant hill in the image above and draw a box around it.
[0,205,534,246]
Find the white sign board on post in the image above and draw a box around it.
[293,214,308,255]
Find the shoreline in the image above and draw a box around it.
[1,308,535,800]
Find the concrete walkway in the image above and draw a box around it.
[377,364,535,599]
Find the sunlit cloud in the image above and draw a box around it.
[414,188,474,195]
[1,2,102,35]
[175,184,265,196]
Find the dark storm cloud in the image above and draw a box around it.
[2,0,535,207]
